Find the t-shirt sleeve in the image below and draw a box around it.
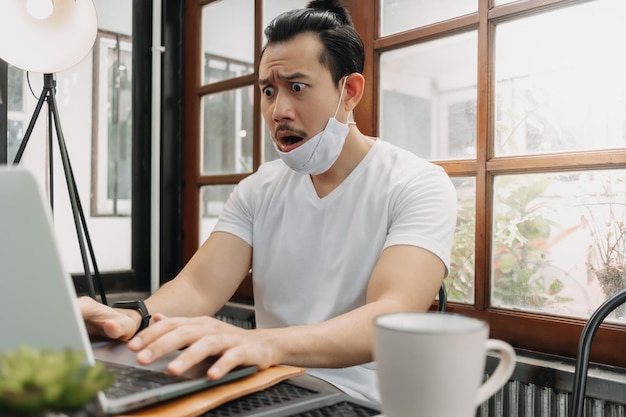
[384,165,458,274]
[211,177,255,246]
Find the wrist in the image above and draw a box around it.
[254,327,289,366]
[123,308,143,328]
[112,300,151,336]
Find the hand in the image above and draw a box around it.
[127,314,277,379]
[78,296,140,341]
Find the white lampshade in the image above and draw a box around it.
[0,0,98,74]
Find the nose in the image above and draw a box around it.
[271,92,295,122]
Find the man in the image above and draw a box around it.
[80,0,457,403]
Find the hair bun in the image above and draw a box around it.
[306,0,352,26]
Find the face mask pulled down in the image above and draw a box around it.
[274,79,350,175]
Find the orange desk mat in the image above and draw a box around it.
[117,365,306,417]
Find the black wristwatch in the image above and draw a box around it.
[112,300,151,336]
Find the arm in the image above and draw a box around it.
[129,243,445,378]
[79,231,251,340]
[247,244,446,368]
[143,231,252,318]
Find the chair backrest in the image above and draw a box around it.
[570,288,626,417]
[437,284,447,312]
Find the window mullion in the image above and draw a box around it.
[474,0,493,311]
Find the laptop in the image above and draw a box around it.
[0,167,257,414]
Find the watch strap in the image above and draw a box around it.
[112,300,151,336]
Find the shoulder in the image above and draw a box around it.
[371,140,450,183]
[367,140,457,214]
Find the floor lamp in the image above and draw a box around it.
[0,0,107,304]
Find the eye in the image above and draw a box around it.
[291,82,306,93]
[262,86,275,97]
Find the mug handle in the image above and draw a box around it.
[476,339,516,405]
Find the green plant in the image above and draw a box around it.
[0,346,114,414]
[491,177,570,308]
[446,180,476,302]
[445,176,572,307]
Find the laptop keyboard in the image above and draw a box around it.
[101,360,190,398]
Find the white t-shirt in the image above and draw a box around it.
[212,139,458,403]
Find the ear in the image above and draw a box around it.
[342,72,365,112]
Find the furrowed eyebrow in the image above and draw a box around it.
[280,72,308,81]
[258,72,309,87]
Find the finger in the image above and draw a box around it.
[167,336,225,376]
[207,346,254,380]
[134,318,200,365]
[152,313,168,322]
[128,313,170,350]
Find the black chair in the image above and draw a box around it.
[437,284,447,312]
[570,288,626,417]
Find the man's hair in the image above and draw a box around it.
[262,0,365,86]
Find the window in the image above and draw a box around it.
[380,31,478,160]
[183,0,308,256]
[183,0,626,367]
[92,31,133,217]
[352,0,626,367]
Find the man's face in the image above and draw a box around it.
[258,33,341,153]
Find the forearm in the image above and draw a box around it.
[143,231,252,321]
[257,298,410,369]
[109,278,218,336]
[144,276,222,318]
[264,247,445,369]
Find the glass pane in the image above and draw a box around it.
[7,65,25,162]
[93,32,132,216]
[201,86,254,175]
[201,0,254,85]
[379,31,477,160]
[380,0,477,36]
[494,0,626,156]
[447,177,476,304]
[5,1,133,273]
[200,184,237,244]
[7,119,24,163]
[7,65,23,112]
[491,170,626,323]
[493,0,516,4]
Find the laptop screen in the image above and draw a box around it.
[0,167,94,360]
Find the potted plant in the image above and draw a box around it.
[0,346,113,416]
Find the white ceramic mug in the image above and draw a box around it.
[373,312,516,417]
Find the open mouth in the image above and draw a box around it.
[281,136,303,147]
[276,130,306,152]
